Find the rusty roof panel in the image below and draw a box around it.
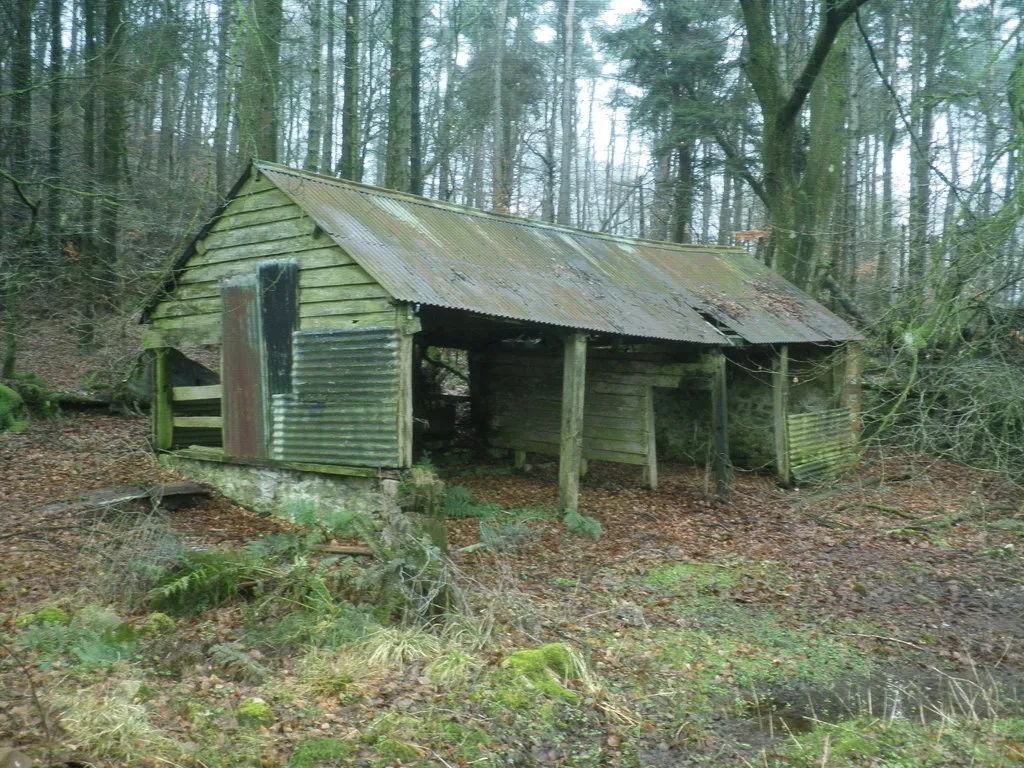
[257,164,861,345]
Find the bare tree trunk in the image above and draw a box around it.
[214,0,233,193]
[556,0,575,225]
[490,0,509,211]
[672,142,693,243]
[47,0,63,252]
[339,0,360,179]
[385,0,411,190]
[99,0,127,303]
[907,0,944,283]
[238,0,283,162]
[305,0,323,171]
[321,0,336,172]
[409,0,422,195]
[80,0,99,347]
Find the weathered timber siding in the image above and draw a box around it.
[144,176,397,349]
[270,328,404,467]
[483,349,712,466]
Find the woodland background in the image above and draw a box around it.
[1,0,1024,473]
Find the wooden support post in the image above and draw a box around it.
[841,342,862,443]
[772,344,791,485]
[397,328,416,469]
[643,385,658,490]
[558,332,587,511]
[152,348,174,451]
[710,349,732,501]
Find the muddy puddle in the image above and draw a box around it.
[743,666,1024,736]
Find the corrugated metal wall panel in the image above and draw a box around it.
[271,328,402,467]
[788,408,857,480]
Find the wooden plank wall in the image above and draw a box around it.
[483,349,713,467]
[144,174,398,349]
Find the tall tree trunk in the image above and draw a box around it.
[339,0,360,179]
[157,0,177,178]
[907,0,944,284]
[47,0,63,252]
[305,0,323,171]
[671,142,693,243]
[435,0,461,199]
[556,0,575,225]
[385,0,411,190]
[99,0,127,303]
[214,0,234,193]
[80,0,100,347]
[409,0,422,195]
[875,0,898,310]
[238,0,284,162]
[717,160,732,245]
[490,0,509,212]
[700,143,713,242]
[321,0,336,172]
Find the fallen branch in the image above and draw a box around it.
[863,503,919,520]
[315,543,374,556]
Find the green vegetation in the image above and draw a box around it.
[562,508,604,539]
[777,716,1024,767]
[287,738,353,767]
[0,382,27,432]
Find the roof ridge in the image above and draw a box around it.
[255,161,746,257]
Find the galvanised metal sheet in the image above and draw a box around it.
[788,408,857,480]
[270,328,402,467]
[257,164,861,345]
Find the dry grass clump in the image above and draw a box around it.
[58,680,180,762]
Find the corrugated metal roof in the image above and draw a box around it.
[255,163,860,345]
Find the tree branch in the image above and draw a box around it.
[777,0,873,130]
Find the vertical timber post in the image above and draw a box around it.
[153,347,174,451]
[710,348,731,501]
[643,385,658,490]
[772,344,791,485]
[559,332,587,510]
[842,342,862,444]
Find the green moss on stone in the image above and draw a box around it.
[502,643,580,701]
[237,697,275,727]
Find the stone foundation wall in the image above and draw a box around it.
[160,455,399,520]
[655,345,840,471]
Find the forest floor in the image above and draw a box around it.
[2,322,1024,767]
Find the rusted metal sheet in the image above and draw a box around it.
[259,260,298,396]
[221,275,267,458]
[787,408,857,481]
[257,163,861,345]
[270,328,402,467]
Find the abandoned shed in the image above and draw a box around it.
[142,162,862,515]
